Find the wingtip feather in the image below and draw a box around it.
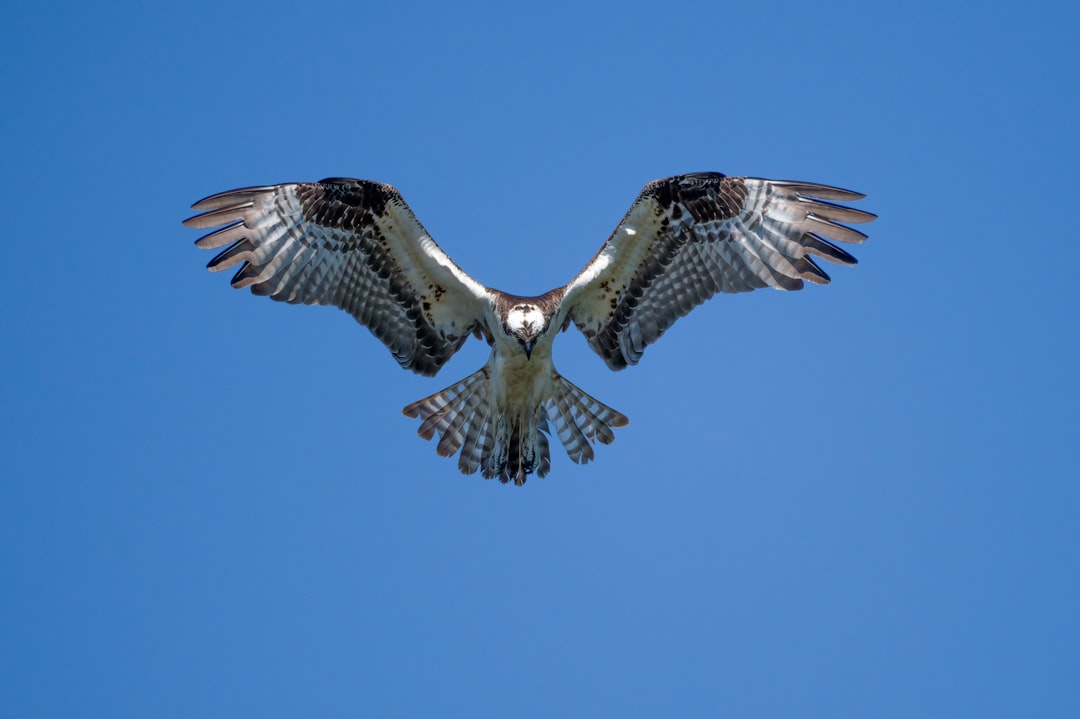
[193,221,247,249]
[798,197,877,224]
[182,203,254,229]
[190,186,277,211]
[766,180,868,202]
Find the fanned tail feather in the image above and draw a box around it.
[402,369,550,485]
[403,368,491,468]
[403,369,628,485]
[544,375,629,465]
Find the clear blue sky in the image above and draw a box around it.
[2,1,1077,716]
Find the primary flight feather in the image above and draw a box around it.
[185,172,875,484]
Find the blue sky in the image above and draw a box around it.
[2,0,1077,716]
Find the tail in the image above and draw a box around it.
[544,374,629,466]
[402,370,629,485]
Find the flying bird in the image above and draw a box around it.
[185,172,875,484]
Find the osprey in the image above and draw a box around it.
[185,173,874,484]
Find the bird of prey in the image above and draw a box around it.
[185,172,874,484]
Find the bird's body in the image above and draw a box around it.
[185,173,875,484]
[400,288,628,483]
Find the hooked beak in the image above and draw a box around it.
[521,339,535,360]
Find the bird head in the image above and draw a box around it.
[505,303,546,359]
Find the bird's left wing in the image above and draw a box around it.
[560,173,876,370]
[184,179,490,376]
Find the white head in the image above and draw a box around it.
[505,303,546,358]
[506,304,545,334]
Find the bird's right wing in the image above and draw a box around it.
[184,179,491,376]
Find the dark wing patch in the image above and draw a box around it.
[560,173,876,369]
[184,179,490,376]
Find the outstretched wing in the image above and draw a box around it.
[184,179,491,376]
[560,173,876,370]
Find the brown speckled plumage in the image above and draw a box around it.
[185,171,874,484]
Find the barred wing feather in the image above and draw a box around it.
[184,179,490,376]
[561,173,876,370]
